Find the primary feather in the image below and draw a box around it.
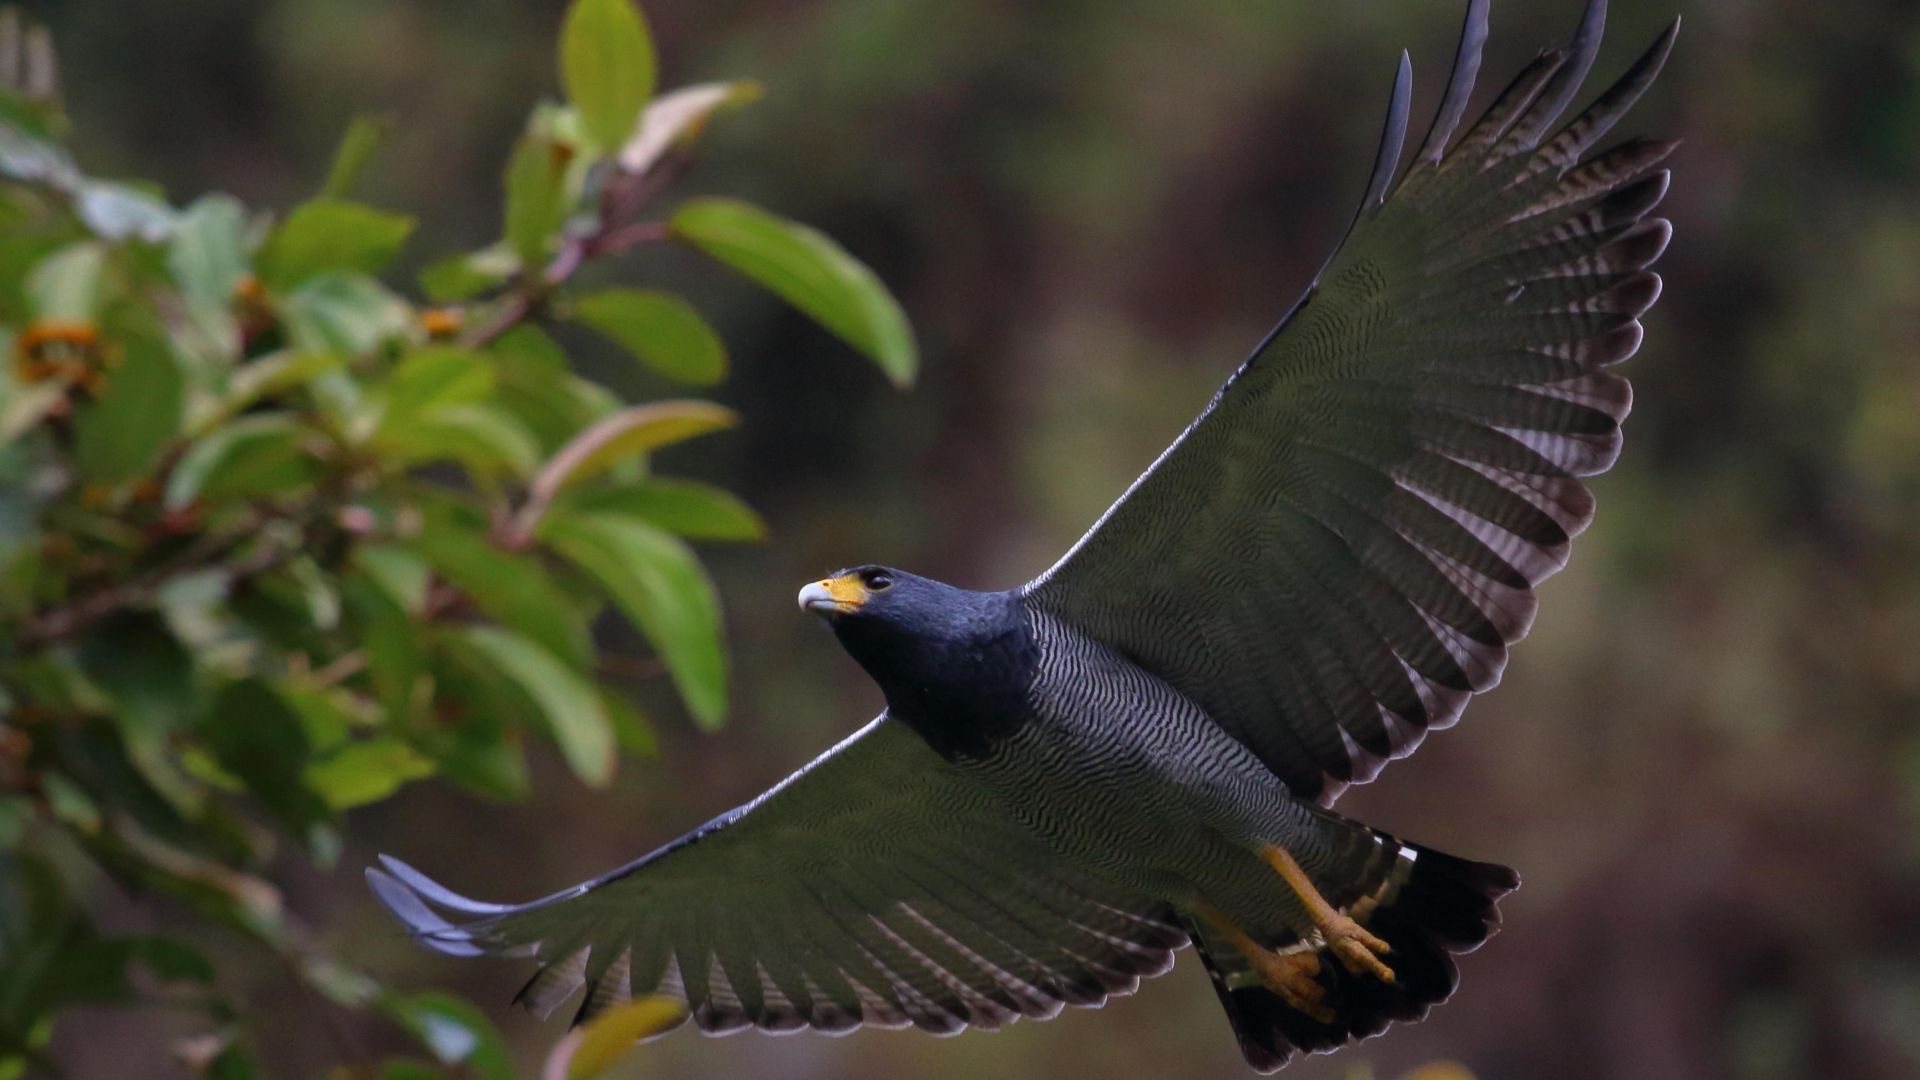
[1024,0,1677,805]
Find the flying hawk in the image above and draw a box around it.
[370,0,1677,1069]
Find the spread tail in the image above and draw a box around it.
[1190,836,1518,1073]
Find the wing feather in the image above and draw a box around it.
[369,717,1184,1034]
[1024,3,1677,803]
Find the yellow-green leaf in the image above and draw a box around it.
[321,114,394,199]
[74,332,183,482]
[165,414,319,509]
[567,479,765,542]
[503,133,571,271]
[380,348,495,425]
[559,0,656,153]
[257,198,415,290]
[514,402,736,538]
[445,625,614,786]
[375,403,541,478]
[410,508,595,669]
[669,197,916,386]
[27,241,106,320]
[419,244,518,303]
[559,997,687,1080]
[541,511,727,729]
[571,288,727,385]
[304,739,435,810]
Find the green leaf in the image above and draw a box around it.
[76,615,195,736]
[73,331,183,481]
[445,625,614,786]
[168,194,248,347]
[75,181,176,242]
[0,119,79,186]
[410,515,594,669]
[256,199,415,290]
[418,245,517,304]
[189,350,341,436]
[277,680,359,751]
[484,326,615,450]
[131,937,215,985]
[280,272,411,355]
[74,616,205,815]
[27,241,105,321]
[503,133,570,271]
[305,739,435,810]
[422,722,528,802]
[386,992,513,1080]
[164,414,319,509]
[570,288,727,385]
[0,797,33,848]
[41,771,101,832]
[321,114,394,199]
[669,196,916,386]
[379,348,494,424]
[375,402,540,477]
[528,401,737,504]
[354,544,432,616]
[200,680,332,841]
[541,511,727,729]
[559,0,656,153]
[567,479,765,541]
[601,690,655,755]
[617,80,761,175]
[342,570,425,725]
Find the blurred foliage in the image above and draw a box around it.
[0,1,913,1074]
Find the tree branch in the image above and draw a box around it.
[457,152,689,351]
[13,516,301,653]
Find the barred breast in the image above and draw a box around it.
[957,608,1321,907]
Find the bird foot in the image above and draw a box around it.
[1248,948,1335,1024]
[1320,913,1395,984]
[1256,842,1397,985]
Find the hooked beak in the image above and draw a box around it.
[798,576,865,617]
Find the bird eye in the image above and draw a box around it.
[863,570,893,591]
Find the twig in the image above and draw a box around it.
[14,515,299,652]
[457,151,691,352]
[306,650,367,689]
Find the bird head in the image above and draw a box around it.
[798,566,1029,723]
[797,565,932,627]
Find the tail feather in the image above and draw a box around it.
[1192,842,1519,1074]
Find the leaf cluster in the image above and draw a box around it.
[0,1,915,1074]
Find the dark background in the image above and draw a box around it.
[22,0,1920,1076]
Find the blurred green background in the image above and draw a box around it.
[18,0,1920,1076]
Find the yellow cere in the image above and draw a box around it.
[822,575,868,611]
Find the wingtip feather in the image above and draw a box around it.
[377,854,514,915]
[1413,0,1490,166]
[1363,51,1416,213]
[366,865,488,957]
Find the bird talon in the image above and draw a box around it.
[1251,949,1334,1023]
[1324,916,1396,984]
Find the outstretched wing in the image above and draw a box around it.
[1023,0,1678,805]
[369,716,1185,1036]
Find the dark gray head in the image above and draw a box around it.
[797,565,1035,754]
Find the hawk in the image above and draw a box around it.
[370,0,1676,1069]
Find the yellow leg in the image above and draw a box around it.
[1258,843,1396,985]
[1194,903,1335,1024]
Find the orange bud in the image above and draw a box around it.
[420,307,464,339]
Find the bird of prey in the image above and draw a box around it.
[369,0,1676,1070]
